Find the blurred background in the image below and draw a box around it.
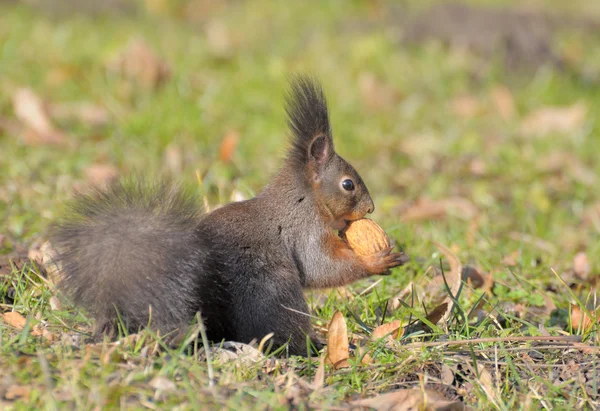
[1,0,600,297]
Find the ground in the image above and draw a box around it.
[1,0,600,409]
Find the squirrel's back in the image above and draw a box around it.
[50,179,207,338]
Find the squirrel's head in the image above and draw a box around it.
[305,134,374,230]
[285,75,374,230]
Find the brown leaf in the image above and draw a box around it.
[426,302,449,326]
[520,102,587,137]
[2,312,27,329]
[218,130,239,163]
[388,282,416,312]
[356,344,374,365]
[372,320,402,341]
[490,85,515,120]
[49,296,62,311]
[398,197,478,222]
[451,94,482,119]
[353,388,464,411]
[358,72,401,110]
[45,64,76,88]
[0,116,23,137]
[326,311,350,369]
[441,364,455,385]
[12,88,66,145]
[573,252,591,280]
[570,304,599,331]
[4,385,31,401]
[27,242,44,264]
[48,102,111,127]
[476,364,501,408]
[164,144,183,174]
[108,38,171,89]
[144,0,173,16]
[6,311,57,341]
[399,199,446,222]
[462,266,493,291]
[435,243,462,324]
[469,158,487,176]
[502,250,520,266]
[40,241,62,286]
[205,20,234,59]
[312,355,325,390]
[507,232,556,254]
[84,164,119,188]
[149,376,176,392]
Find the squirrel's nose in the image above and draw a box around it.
[366,199,375,214]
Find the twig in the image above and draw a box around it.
[196,313,215,387]
[403,335,582,349]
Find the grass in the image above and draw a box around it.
[2,0,600,409]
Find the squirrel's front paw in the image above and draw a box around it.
[360,247,409,275]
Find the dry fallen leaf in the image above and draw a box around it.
[451,94,482,119]
[144,0,173,15]
[12,88,66,145]
[149,376,177,392]
[353,388,464,411]
[469,158,487,176]
[398,197,478,222]
[2,312,53,341]
[0,116,23,138]
[218,130,239,163]
[205,20,234,59]
[520,102,587,137]
[4,385,31,401]
[211,341,266,365]
[426,302,449,326]
[388,282,416,312]
[502,250,520,266]
[326,311,350,369]
[40,241,62,286]
[372,320,402,341]
[461,266,486,289]
[356,344,374,365]
[358,72,401,110]
[48,102,111,127]
[164,144,183,174]
[573,252,591,280]
[312,355,325,390]
[398,198,447,222]
[84,164,119,188]
[49,296,62,311]
[490,85,515,120]
[570,304,599,331]
[2,312,27,329]
[476,364,501,409]
[108,38,171,89]
[441,364,455,385]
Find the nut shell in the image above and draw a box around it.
[341,218,391,256]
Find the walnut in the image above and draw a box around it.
[341,218,391,256]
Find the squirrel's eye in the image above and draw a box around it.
[341,179,355,192]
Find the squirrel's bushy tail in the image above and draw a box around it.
[50,179,205,339]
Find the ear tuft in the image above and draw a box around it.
[285,74,333,171]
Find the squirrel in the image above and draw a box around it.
[50,75,408,356]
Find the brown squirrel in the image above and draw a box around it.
[50,75,408,356]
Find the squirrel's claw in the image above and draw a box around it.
[361,247,408,275]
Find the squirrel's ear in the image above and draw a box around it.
[308,134,333,169]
